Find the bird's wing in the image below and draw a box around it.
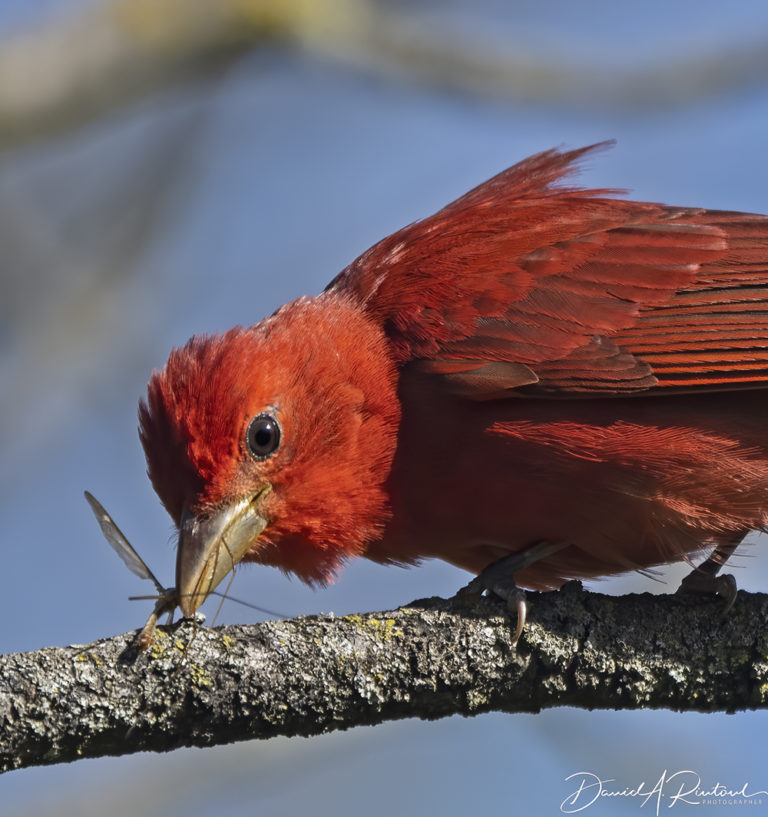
[328,144,768,398]
[609,211,768,392]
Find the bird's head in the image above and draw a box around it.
[139,294,400,616]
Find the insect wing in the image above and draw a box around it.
[84,491,165,594]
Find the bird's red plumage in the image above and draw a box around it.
[141,295,400,583]
[139,144,768,593]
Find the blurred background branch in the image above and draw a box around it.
[0,0,327,149]
[3,0,768,151]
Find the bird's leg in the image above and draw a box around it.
[454,540,569,645]
[676,532,745,612]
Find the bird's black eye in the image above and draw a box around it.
[245,413,281,461]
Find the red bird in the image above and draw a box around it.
[139,143,768,626]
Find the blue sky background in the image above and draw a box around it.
[2,1,768,815]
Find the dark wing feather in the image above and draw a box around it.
[329,145,768,398]
[613,212,768,390]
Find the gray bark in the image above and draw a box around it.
[2,582,767,774]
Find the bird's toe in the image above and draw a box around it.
[454,540,569,644]
[677,570,738,613]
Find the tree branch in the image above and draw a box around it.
[2,582,767,773]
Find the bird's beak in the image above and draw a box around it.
[175,487,270,617]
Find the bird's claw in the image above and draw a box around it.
[456,569,528,644]
[454,540,569,645]
[497,585,527,646]
[676,570,738,613]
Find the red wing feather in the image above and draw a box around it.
[614,213,768,390]
[329,145,768,397]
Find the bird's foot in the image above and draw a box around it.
[676,570,738,613]
[675,534,743,613]
[454,540,569,645]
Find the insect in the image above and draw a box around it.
[84,491,178,650]
[84,491,286,650]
